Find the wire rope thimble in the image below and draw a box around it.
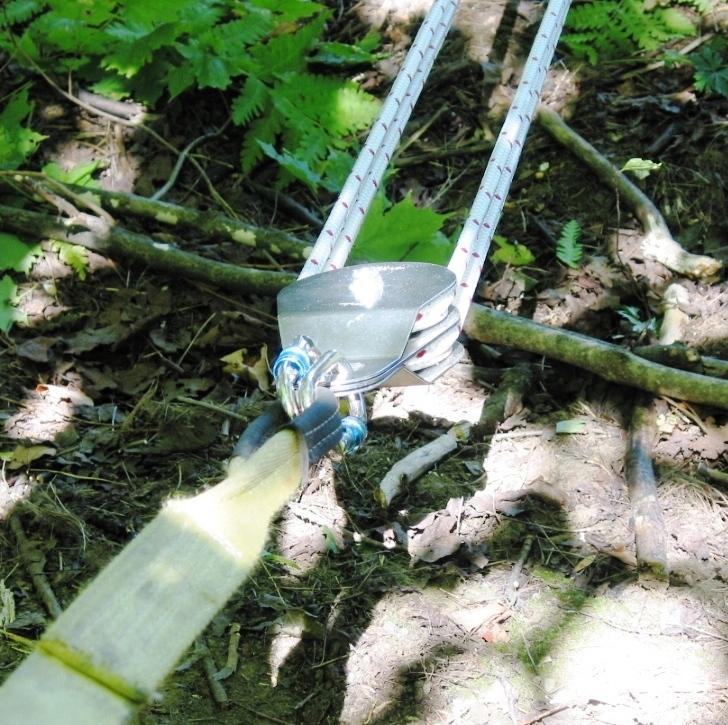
[273,335,318,418]
[340,413,367,453]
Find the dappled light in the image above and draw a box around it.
[2,0,728,722]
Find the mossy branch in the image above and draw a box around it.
[464,304,728,410]
[537,106,722,279]
[0,203,294,297]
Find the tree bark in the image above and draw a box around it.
[464,304,728,410]
[0,204,294,296]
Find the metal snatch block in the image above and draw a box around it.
[277,262,457,393]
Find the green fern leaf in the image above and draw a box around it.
[250,13,328,80]
[204,15,274,55]
[231,75,270,125]
[103,22,179,78]
[2,0,46,25]
[0,87,46,170]
[556,219,583,269]
[241,110,283,172]
[51,241,89,280]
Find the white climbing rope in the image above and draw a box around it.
[299,0,459,278]
[278,0,572,438]
[449,0,571,322]
[302,0,571,324]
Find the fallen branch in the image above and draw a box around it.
[633,344,728,380]
[475,363,534,438]
[0,204,294,296]
[1,172,311,262]
[537,106,721,279]
[464,304,728,410]
[625,396,668,581]
[7,196,728,412]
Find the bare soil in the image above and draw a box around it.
[2,2,728,724]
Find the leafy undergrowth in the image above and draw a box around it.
[1,1,728,723]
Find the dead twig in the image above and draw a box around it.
[697,463,728,487]
[537,106,721,279]
[9,516,62,619]
[519,703,572,725]
[625,396,668,581]
[200,640,228,705]
[377,422,470,506]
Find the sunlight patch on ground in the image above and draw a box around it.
[542,585,728,723]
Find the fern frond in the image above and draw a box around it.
[205,15,274,55]
[564,0,695,63]
[2,0,47,25]
[251,13,328,80]
[231,75,270,125]
[241,109,283,172]
[556,219,583,269]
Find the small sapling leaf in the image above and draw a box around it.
[555,419,587,434]
[621,158,662,180]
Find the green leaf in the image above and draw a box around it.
[322,526,339,554]
[51,241,89,280]
[309,41,381,67]
[492,235,535,266]
[0,87,46,170]
[617,305,658,336]
[43,160,101,188]
[556,219,583,269]
[621,157,662,179]
[231,75,269,125]
[555,419,587,434]
[103,22,179,79]
[353,194,449,263]
[0,275,19,333]
[257,141,323,191]
[0,233,41,273]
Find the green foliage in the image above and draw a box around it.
[556,219,583,269]
[617,305,659,336]
[491,235,535,266]
[51,241,89,280]
[0,232,42,274]
[0,0,380,187]
[621,157,662,180]
[665,38,728,97]
[352,194,451,265]
[0,275,19,333]
[0,86,46,170]
[563,0,699,64]
[43,160,101,187]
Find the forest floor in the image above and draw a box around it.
[2,2,728,724]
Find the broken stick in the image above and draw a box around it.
[625,396,668,581]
